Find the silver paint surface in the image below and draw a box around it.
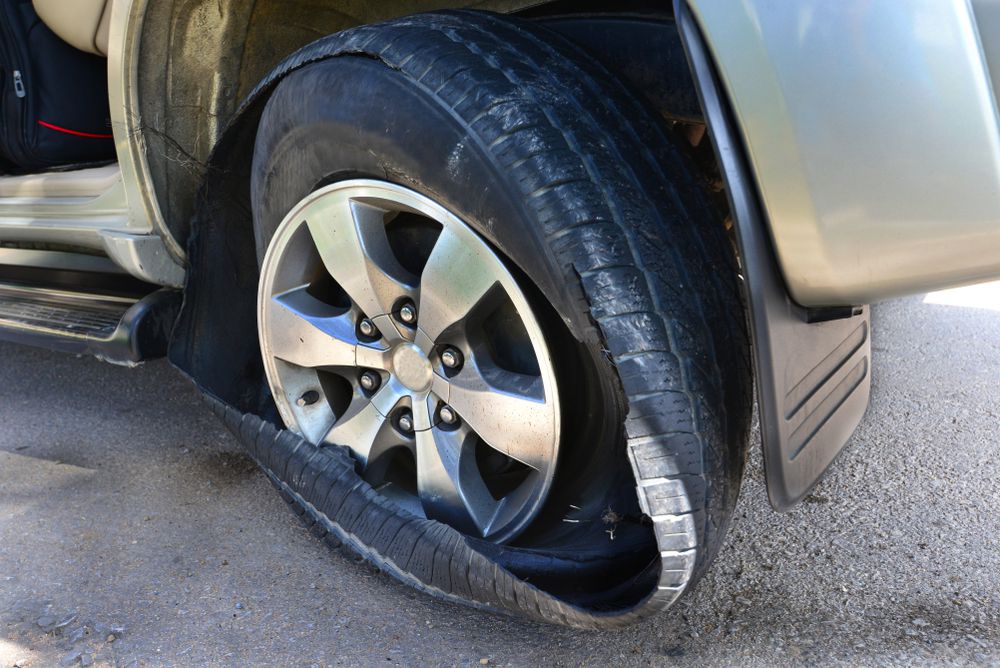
[691,0,1000,305]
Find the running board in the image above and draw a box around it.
[0,284,180,365]
[677,3,872,510]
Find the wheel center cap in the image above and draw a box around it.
[392,342,432,392]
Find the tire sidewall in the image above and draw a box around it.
[251,55,636,550]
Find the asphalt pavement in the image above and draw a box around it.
[0,288,997,667]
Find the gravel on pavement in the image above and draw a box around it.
[0,290,997,667]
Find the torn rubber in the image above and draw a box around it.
[208,395,697,628]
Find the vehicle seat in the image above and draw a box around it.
[31,0,113,57]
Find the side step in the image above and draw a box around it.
[0,284,180,365]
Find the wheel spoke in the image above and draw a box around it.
[355,340,393,372]
[415,423,499,537]
[368,376,409,418]
[411,392,437,432]
[445,363,554,471]
[417,228,502,343]
[305,195,416,318]
[369,313,413,346]
[268,288,358,369]
[324,395,396,467]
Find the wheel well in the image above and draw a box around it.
[132,1,707,250]
[162,3,722,405]
[138,0,562,247]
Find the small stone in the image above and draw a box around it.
[53,614,77,632]
[59,650,82,667]
[106,634,116,643]
[662,645,685,658]
[480,660,489,666]
[911,617,929,627]
[36,615,56,628]
[14,658,28,668]
[235,602,244,610]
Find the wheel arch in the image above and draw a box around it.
[158,2,718,406]
[172,9,756,626]
[120,0,712,261]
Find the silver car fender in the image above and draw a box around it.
[685,0,1000,307]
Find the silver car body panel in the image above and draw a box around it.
[5,1,999,299]
[0,165,183,286]
[0,0,184,288]
[689,0,1000,306]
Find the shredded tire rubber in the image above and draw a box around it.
[209,395,701,629]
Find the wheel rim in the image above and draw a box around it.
[258,180,561,542]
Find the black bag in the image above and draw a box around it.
[0,0,114,171]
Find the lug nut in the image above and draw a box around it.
[441,347,463,370]
[438,405,458,425]
[398,301,417,325]
[359,370,381,393]
[397,411,414,434]
[358,318,378,338]
[296,390,320,407]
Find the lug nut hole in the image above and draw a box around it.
[359,370,381,394]
[438,404,459,427]
[396,300,417,326]
[439,346,464,376]
[358,317,379,340]
[396,410,415,435]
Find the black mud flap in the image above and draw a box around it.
[676,2,871,510]
[207,396,704,629]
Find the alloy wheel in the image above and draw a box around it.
[258,180,561,542]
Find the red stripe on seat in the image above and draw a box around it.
[37,120,113,139]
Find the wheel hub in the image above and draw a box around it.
[257,180,561,543]
[390,342,433,394]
